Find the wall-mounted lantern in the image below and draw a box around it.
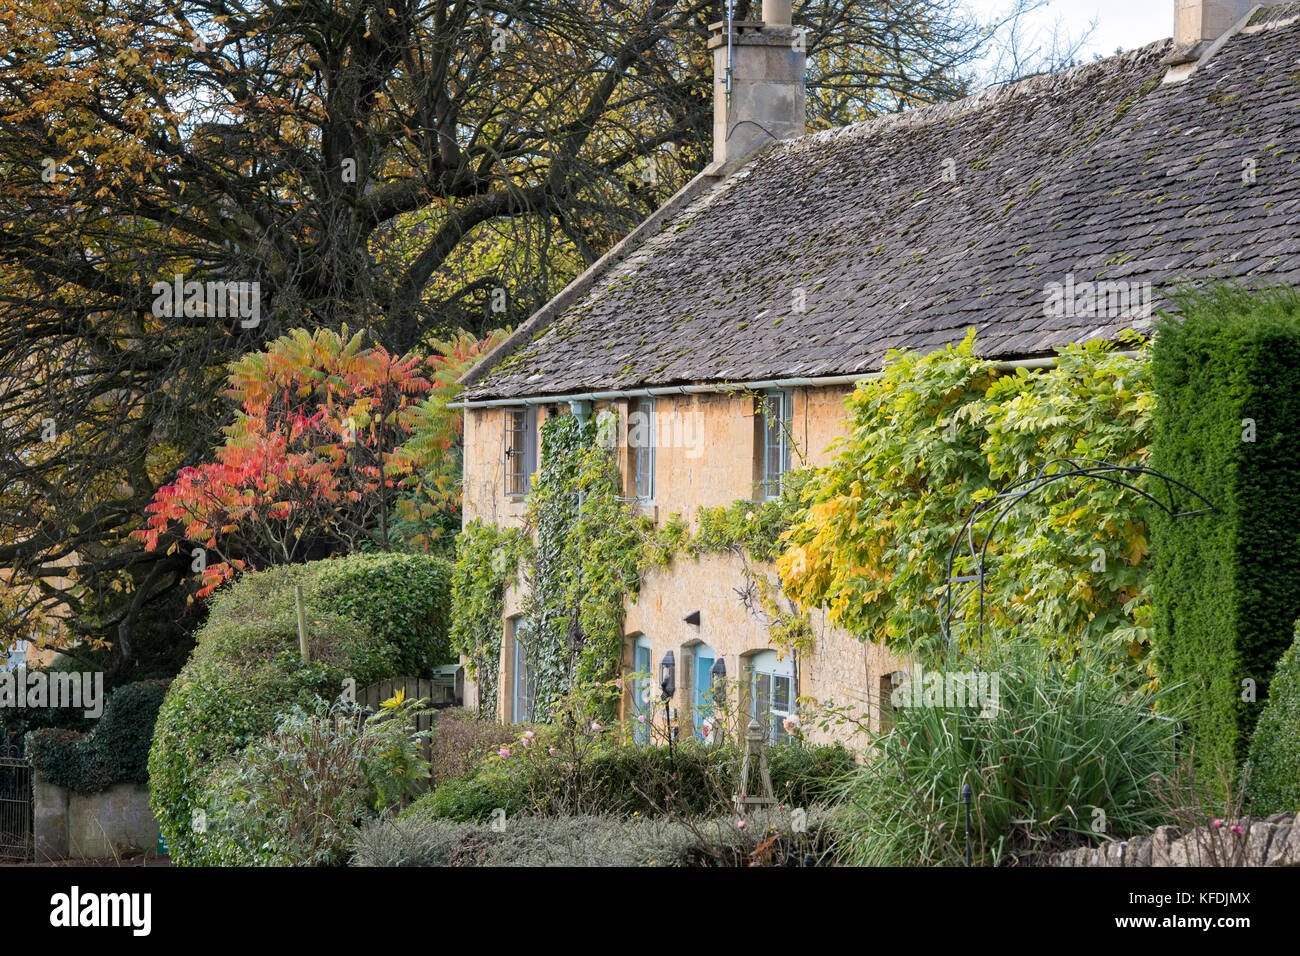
[659,650,676,700]
[683,610,701,627]
[710,656,727,707]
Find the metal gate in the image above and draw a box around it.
[0,743,33,861]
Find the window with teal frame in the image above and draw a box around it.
[748,650,793,743]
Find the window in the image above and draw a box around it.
[504,406,538,497]
[757,390,792,501]
[749,650,794,743]
[629,398,655,502]
[632,635,653,745]
[511,618,536,723]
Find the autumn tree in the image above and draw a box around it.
[134,327,424,593]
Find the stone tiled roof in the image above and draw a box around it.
[464,6,1300,400]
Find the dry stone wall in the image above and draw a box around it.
[1050,813,1300,867]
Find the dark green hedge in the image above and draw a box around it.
[26,680,169,792]
[1151,287,1300,773]
[410,741,855,823]
[1246,621,1300,814]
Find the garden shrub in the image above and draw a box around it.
[1245,621,1300,814]
[1151,287,1300,772]
[26,680,168,792]
[833,643,1179,866]
[351,809,840,867]
[413,757,532,823]
[197,707,373,866]
[426,708,536,786]
[149,554,444,865]
[195,699,431,866]
[410,740,854,822]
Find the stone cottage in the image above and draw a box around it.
[454,0,1300,745]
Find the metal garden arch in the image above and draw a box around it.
[941,457,1217,659]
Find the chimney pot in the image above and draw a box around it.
[765,1,792,27]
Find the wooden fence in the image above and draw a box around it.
[356,677,451,772]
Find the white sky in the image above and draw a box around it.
[968,0,1174,60]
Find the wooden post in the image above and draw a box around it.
[295,585,310,662]
[735,717,776,819]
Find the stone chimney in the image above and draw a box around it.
[708,2,806,174]
[1171,1,1257,58]
[1165,0,1257,82]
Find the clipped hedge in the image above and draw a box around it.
[410,741,855,823]
[149,552,448,866]
[204,552,452,674]
[305,552,452,673]
[1246,622,1300,814]
[1151,287,1300,772]
[25,680,169,793]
